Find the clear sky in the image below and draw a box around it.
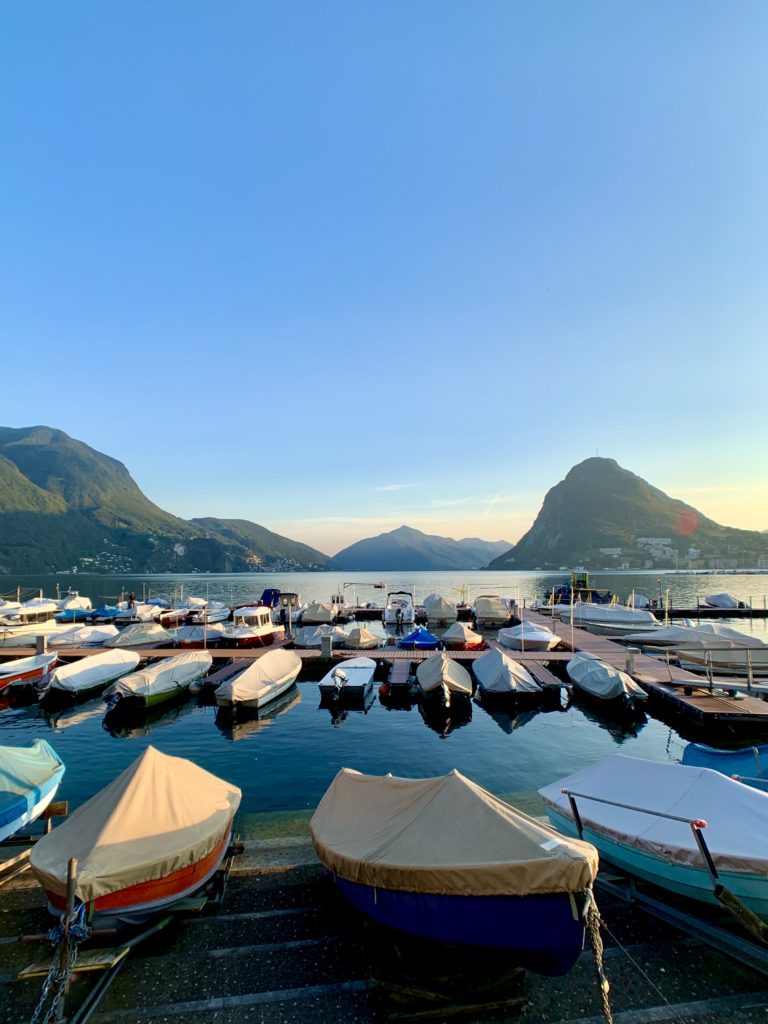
[2,2,767,555]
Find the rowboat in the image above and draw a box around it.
[215,649,301,710]
[29,746,240,925]
[473,648,542,698]
[310,768,598,975]
[416,652,472,707]
[398,626,438,650]
[566,652,647,712]
[440,622,483,650]
[104,650,212,709]
[0,739,65,843]
[0,653,58,691]
[498,622,559,652]
[41,650,141,703]
[540,754,768,918]
[318,657,376,700]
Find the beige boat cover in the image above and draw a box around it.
[310,768,598,896]
[29,746,241,903]
[215,649,301,705]
[423,594,457,621]
[441,622,482,646]
[346,627,380,650]
[473,648,541,694]
[416,653,472,695]
[302,602,336,624]
[473,596,509,621]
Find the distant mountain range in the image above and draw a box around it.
[0,426,333,573]
[488,458,767,570]
[333,526,511,571]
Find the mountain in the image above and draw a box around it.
[333,526,512,570]
[488,458,768,570]
[190,518,334,569]
[0,426,331,574]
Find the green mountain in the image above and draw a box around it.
[334,526,512,570]
[0,426,331,574]
[488,458,767,570]
[190,518,334,569]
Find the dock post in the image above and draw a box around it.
[35,634,49,654]
[625,647,639,675]
[321,635,332,659]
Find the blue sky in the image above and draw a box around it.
[2,2,767,554]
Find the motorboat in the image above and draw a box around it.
[422,593,457,625]
[292,625,350,649]
[105,623,175,649]
[0,620,73,648]
[54,592,92,612]
[104,650,213,709]
[566,652,647,712]
[345,626,380,650]
[621,623,765,650]
[318,657,376,699]
[545,569,613,606]
[440,622,483,651]
[472,595,513,629]
[187,601,231,625]
[498,622,559,651]
[705,593,750,610]
[220,606,285,647]
[48,625,119,648]
[416,652,472,706]
[215,648,301,710]
[115,602,162,625]
[677,645,768,678]
[29,746,240,925]
[540,754,768,918]
[398,626,439,650]
[301,602,337,625]
[41,650,141,702]
[310,768,598,975]
[559,604,660,637]
[175,623,226,649]
[0,739,65,843]
[0,653,58,691]
[473,648,542,698]
[384,591,415,626]
[681,743,768,790]
[1,598,59,625]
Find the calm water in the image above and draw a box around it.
[2,570,767,836]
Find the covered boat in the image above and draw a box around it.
[214,649,301,710]
[566,652,647,711]
[472,596,512,629]
[106,623,174,649]
[292,625,350,649]
[1,740,65,843]
[398,626,438,650]
[498,622,559,652]
[29,746,240,923]
[175,623,226,648]
[104,650,212,709]
[48,625,119,648]
[473,648,542,697]
[0,653,58,690]
[416,652,472,706]
[622,623,765,650]
[705,592,749,610]
[441,622,483,650]
[559,604,659,637]
[310,768,598,975]
[318,657,376,699]
[677,645,768,678]
[187,601,230,624]
[540,754,768,917]
[115,602,162,625]
[422,593,457,625]
[42,650,140,701]
[301,602,337,625]
[681,743,768,790]
[345,626,380,650]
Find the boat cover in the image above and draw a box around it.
[416,653,472,695]
[48,650,140,693]
[175,624,225,644]
[498,623,557,649]
[49,625,119,648]
[311,768,598,896]
[105,651,212,700]
[705,593,742,609]
[106,623,174,647]
[423,594,457,621]
[398,627,438,649]
[29,746,240,902]
[345,627,380,650]
[441,622,482,646]
[539,754,768,875]
[302,602,336,624]
[0,654,57,678]
[473,597,509,620]
[1,740,64,835]
[215,649,301,704]
[57,594,92,611]
[566,653,646,701]
[473,649,541,694]
[562,605,658,628]
[623,623,765,649]
[293,625,349,648]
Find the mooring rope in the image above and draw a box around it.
[585,889,614,1024]
[30,903,91,1024]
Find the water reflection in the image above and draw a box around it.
[318,687,376,727]
[215,688,302,741]
[102,695,188,738]
[418,695,472,738]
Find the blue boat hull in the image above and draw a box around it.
[0,766,65,843]
[332,876,587,976]
[682,743,768,790]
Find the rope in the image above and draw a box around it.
[598,916,687,1024]
[30,904,90,1024]
[585,890,614,1024]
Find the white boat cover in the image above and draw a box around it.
[49,650,140,693]
[678,647,768,673]
[179,596,208,609]
[566,652,646,701]
[318,657,376,694]
[441,622,483,646]
[705,593,742,609]
[345,627,380,650]
[23,598,59,612]
[0,654,57,678]
[302,602,336,624]
[105,651,213,701]
[1,739,64,812]
[498,623,558,650]
[310,768,598,896]
[473,596,510,622]
[106,623,174,648]
[175,624,225,644]
[0,600,21,614]
[57,594,92,611]
[539,754,768,876]
[473,649,541,694]
[561,605,659,629]
[423,594,458,621]
[623,624,766,649]
[416,653,472,696]
[215,649,301,706]
[29,746,241,902]
[117,603,160,622]
[48,625,119,648]
[293,625,350,648]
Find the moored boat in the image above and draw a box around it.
[301,602,337,625]
[345,626,380,650]
[292,625,350,649]
[440,622,483,650]
[310,768,598,975]
[175,623,226,649]
[566,652,647,712]
[472,595,513,629]
[397,626,439,650]
[677,645,768,678]
[423,593,457,625]
[0,653,58,690]
[416,652,472,706]
[705,592,749,610]
[559,604,659,637]
[41,650,141,703]
[384,591,415,626]
[681,742,768,790]
[0,739,65,843]
[48,625,119,648]
[498,622,559,652]
[318,657,376,699]
[220,606,285,647]
[105,623,175,649]
[214,649,301,710]
[473,648,542,698]
[104,650,213,709]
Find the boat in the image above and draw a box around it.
[0,739,65,843]
[318,657,376,699]
[220,606,285,647]
[175,623,226,648]
[422,593,457,625]
[473,648,542,698]
[440,622,483,650]
[472,595,513,629]
[681,743,768,790]
[310,768,598,975]
[41,650,141,702]
[292,625,350,649]
[566,652,647,711]
[0,620,72,649]
[498,622,559,651]
[545,569,613,607]
[104,650,213,710]
[48,625,119,648]
[29,746,240,924]
[214,648,301,710]
[1,597,59,625]
[559,604,660,637]
[89,604,123,623]
[705,592,750,610]
[398,626,439,650]
[384,591,415,626]
[301,602,337,625]
[187,601,230,625]
[105,623,175,649]
[539,754,768,918]
[677,645,768,678]
[0,653,58,691]
[345,626,380,650]
[621,623,765,650]
[115,602,163,625]
[416,652,472,706]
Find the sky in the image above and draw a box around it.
[2,2,767,556]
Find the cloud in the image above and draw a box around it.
[373,483,412,492]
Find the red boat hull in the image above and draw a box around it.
[0,658,58,691]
